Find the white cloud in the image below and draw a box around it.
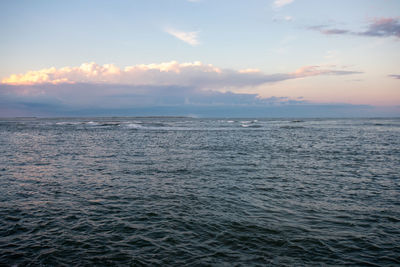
[1,61,276,88]
[0,62,364,113]
[1,61,361,88]
[165,28,200,46]
[273,0,294,8]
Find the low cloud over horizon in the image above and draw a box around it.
[2,61,361,87]
[0,61,363,109]
[1,61,395,117]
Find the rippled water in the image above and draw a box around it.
[1,117,399,266]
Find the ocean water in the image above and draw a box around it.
[0,117,399,266]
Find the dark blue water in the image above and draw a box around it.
[0,117,399,266]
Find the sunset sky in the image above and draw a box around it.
[1,0,399,117]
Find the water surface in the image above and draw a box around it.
[0,117,399,265]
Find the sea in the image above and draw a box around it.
[0,117,399,266]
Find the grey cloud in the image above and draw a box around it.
[0,63,363,116]
[0,63,362,109]
[327,70,362,75]
[1,83,398,118]
[310,18,400,38]
[0,83,307,109]
[322,29,350,35]
[388,74,400,80]
[361,18,400,37]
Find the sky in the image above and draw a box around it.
[0,0,399,117]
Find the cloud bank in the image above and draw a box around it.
[1,61,360,87]
[0,61,364,116]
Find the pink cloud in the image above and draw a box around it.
[2,62,361,89]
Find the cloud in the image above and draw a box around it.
[273,0,294,8]
[309,25,350,35]
[0,82,308,112]
[2,89,398,118]
[322,29,350,35]
[0,62,363,115]
[1,62,361,87]
[292,65,362,77]
[389,74,400,80]
[310,17,400,39]
[165,28,200,46]
[362,18,400,38]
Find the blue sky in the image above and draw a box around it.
[1,0,399,117]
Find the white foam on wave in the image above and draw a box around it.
[241,123,263,128]
[55,122,81,125]
[241,120,259,124]
[125,123,144,129]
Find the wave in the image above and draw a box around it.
[55,122,82,126]
[125,123,144,129]
[241,124,263,128]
